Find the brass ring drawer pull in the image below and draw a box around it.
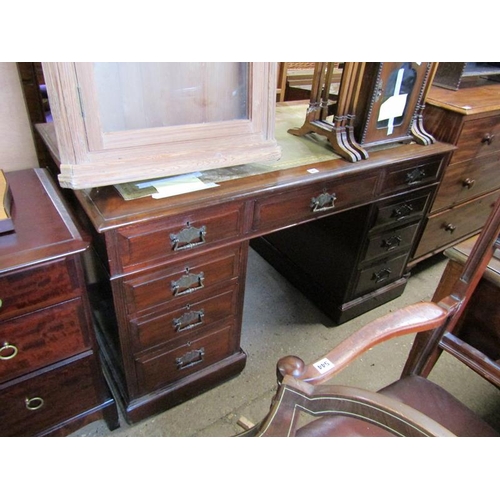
[25,397,44,411]
[311,190,337,212]
[0,342,18,360]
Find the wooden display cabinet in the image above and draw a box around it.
[42,62,281,189]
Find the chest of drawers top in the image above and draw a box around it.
[426,84,500,116]
[0,168,88,274]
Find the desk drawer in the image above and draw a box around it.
[452,115,500,164]
[0,353,99,436]
[0,258,79,322]
[363,223,420,264]
[353,253,408,297]
[121,245,242,316]
[414,190,499,258]
[115,201,246,273]
[432,151,500,211]
[372,189,432,230]
[252,173,378,233]
[0,298,89,384]
[381,156,442,196]
[134,321,235,395]
[130,286,239,353]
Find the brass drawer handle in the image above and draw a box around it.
[176,347,205,370]
[444,223,456,234]
[170,222,206,251]
[381,235,402,251]
[372,268,392,283]
[171,270,205,297]
[391,203,414,221]
[481,133,495,145]
[0,342,18,360]
[406,167,426,185]
[25,397,44,411]
[0,298,3,308]
[311,190,337,212]
[173,308,205,332]
[462,178,476,189]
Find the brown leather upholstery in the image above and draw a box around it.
[295,375,499,437]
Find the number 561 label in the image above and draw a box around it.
[313,358,334,374]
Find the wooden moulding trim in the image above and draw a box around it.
[57,139,281,189]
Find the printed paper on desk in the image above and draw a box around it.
[151,177,219,199]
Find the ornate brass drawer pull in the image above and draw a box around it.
[391,203,414,220]
[381,235,402,251]
[406,167,426,185]
[170,222,207,251]
[0,342,18,360]
[171,270,205,297]
[173,308,205,332]
[311,190,337,212]
[25,397,44,411]
[372,268,392,283]
[444,223,456,234]
[462,178,476,189]
[176,348,205,370]
[481,133,495,145]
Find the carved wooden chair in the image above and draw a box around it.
[243,195,500,437]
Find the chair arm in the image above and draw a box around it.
[278,301,448,385]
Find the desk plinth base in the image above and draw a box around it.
[100,347,247,425]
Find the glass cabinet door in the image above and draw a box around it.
[42,62,280,189]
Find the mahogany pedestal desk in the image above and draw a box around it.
[53,133,455,424]
[0,168,118,436]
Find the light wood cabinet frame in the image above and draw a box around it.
[42,62,280,189]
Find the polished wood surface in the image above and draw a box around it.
[0,168,118,436]
[412,83,500,263]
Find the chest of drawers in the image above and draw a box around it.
[0,169,117,436]
[411,84,500,263]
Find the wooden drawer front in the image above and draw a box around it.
[135,322,235,395]
[363,223,420,264]
[453,115,500,164]
[414,190,499,258]
[122,245,242,316]
[130,286,238,353]
[0,259,79,322]
[115,201,245,273]
[381,157,442,196]
[0,298,89,384]
[252,173,378,233]
[353,253,408,297]
[0,353,99,436]
[432,151,500,211]
[372,190,432,230]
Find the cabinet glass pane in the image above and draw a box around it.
[93,62,249,133]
